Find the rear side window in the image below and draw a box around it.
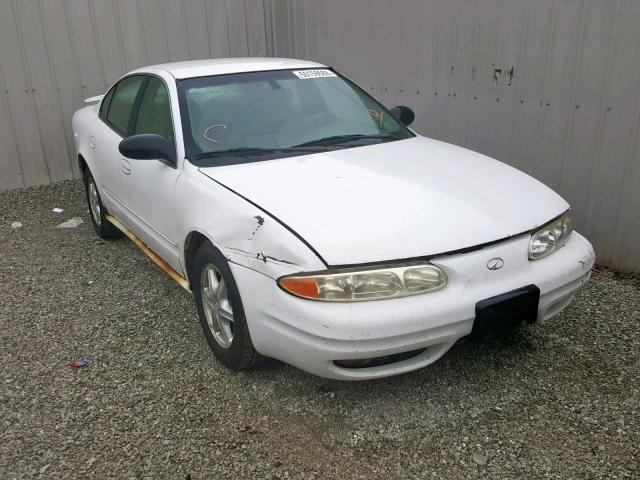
[99,87,115,120]
[134,77,173,139]
[105,75,145,135]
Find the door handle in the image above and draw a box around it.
[120,158,131,175]
[89,136,96,150]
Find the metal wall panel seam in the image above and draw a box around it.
[444,1,460,145]
[486,0,526,162]
[463,0,481,147]
[135,0,150,65]
[225,0,232,56]
[531,0,557,176]
[96,0,127,86]
[37,0,74,178]
[112,0,129,73]
[53,0,84,178]
[160,0,172,61]
[10,0,51,184]
[180,0,193,59]
[506,0,532,166]
[202,0,213,58]
[262,0,273,56]
[611,50,640,267]
[22,0,72,181]
[0,61,25,189]
[556,1,586,194]
[583,0,621,238]
[289,0,296,57]
[87,0,107,90]
[63,0,85,105]
[242,0,250,55]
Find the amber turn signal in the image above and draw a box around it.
[279,276,319,299]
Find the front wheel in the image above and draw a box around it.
[192,242,262,370]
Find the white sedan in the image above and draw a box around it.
[72,58,595,380]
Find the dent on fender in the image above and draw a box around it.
[178,167,323,280]
[212,214,306,278]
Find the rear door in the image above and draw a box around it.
[94,75,146,217]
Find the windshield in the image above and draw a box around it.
[177,68,414,162]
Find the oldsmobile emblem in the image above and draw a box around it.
[486,257,504,270]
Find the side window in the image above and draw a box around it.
[105,75,145,135]
[99,87,115,121]
[134,77,173,139]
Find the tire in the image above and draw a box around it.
[192,242,262,370]
[83,168,122,239]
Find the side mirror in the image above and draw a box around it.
[389,106,415,126]
[118,134,176,167]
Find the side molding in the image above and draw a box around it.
[106,213,191,292]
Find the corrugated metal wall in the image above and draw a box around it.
[0,0,639,271]
[0,0,270,191]
[270,0,640,272]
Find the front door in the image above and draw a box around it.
[119,76,182,272]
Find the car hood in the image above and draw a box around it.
[199,136,568,266]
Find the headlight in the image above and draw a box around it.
[528,211,573,260]
[278,263,447,301]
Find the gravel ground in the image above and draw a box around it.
[1,180,638,479]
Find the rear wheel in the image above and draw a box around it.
[83,169,122,239]
[192,242,262,370]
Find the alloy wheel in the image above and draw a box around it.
[200,263,235,348]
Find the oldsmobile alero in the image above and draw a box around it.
[72,58,595,380]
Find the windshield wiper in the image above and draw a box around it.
[189,146,318,162]
[292,133,399,148]
[188,135,398,162]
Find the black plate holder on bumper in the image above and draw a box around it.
[470,285,540,339]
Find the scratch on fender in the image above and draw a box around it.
[255,252,297,265]
[225,246,297,266]
[247,215,265,240]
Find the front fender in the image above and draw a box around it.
[177,163,326,280]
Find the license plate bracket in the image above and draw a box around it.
[471,285,540,339]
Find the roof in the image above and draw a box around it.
[132,57,326,79]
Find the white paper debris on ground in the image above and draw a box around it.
[52,207,64,213]
[56,217,84,229]
[11,222,23,229]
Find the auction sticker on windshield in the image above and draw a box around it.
[293,69,337,79]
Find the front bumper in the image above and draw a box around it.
[231,232,595,380]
